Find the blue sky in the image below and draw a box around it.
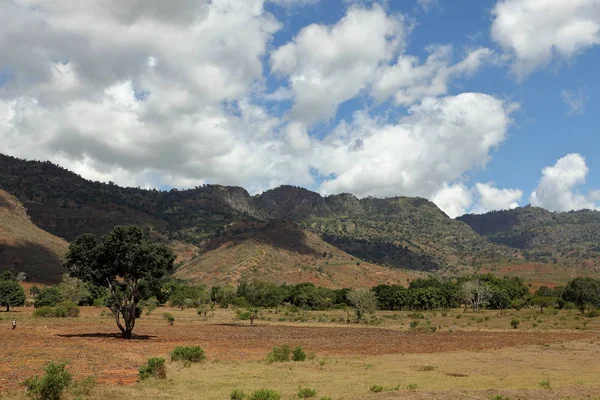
[1,0,599,217]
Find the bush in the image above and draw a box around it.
[163,313,175,325]
[35,288,63,308]
[587,309,600,318]
[238,311,253,320]
[248,389,281,400]
[71,376,97,397]
[32,303,79,318]
[139,357,166,380]
[369,385,384,393]
[292,346,307,362]
[510,319,520,329]
[171,346,206,363]
[33,306,56,318]
[24,362,72,400]
[230,389,246,400]
[297,387,317,398]
[266,345,291,363]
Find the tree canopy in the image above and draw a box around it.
[65,225,175,338]
[0,272,26,312]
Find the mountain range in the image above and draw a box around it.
[1,153,599,286]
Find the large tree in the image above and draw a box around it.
[0,273,26,311]
[65,226,175,338]
[562,277,600,314]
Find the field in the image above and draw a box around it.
[2,307,600,399]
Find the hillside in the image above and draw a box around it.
[0,154,518,274]
[176,220,423,287]
[458,207,600,269]
[0,189,68,283]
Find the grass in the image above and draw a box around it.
[2,306,600,399]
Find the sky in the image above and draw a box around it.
[0,0,599,218]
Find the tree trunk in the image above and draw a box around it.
[6,305,9,312]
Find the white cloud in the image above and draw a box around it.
[530,153,599,211]
[268,0,320,6]
[471,182,522,214]
[432,184,473,218]
[0,0,522,209]
[271,4,405,123]
[491,0,600,78]
[373,45,493,105]
[561,88,588,115]
[316,93,517,201]
[417,0,439,12]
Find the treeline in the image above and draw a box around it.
[4,271,600,315]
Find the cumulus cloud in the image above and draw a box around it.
[373,45,493,105]
[530,153,599,211]
[316,93,516,200]
[271,4,405,123]
[0,0,520,208]
[432,184,473,218]
[491,0,600,78]
[471,182,522,214]
[561,88,588,115]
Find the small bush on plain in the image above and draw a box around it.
[292,346,307,361]
[510,319,520,329]
[139,357,166,380]
[266,345,291,363]
[297,387,317,398]
[24,362,72,400]
[248,389,281,400]
[171,346,206,363]
[230,389,246,400]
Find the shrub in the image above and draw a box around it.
[409,320,420,330]
[56,302,80,317]
[24,362,72,400]
[510,319,520,329]
[139,357,166,380]
[369,385,384,393]
[238,311,253,320]
[248,389,281,400]
[297,387,317,398]
[230,389,246,400]
[35,288,63,308]
[407,384,418,390]
[33,306,56,318]
[587,309,600,318]
[292,346,307,362]
[171,346,206,363]
[71,376,97,397]
[266,345,291,363]
[539,379,551,389]
[163,313,175,325]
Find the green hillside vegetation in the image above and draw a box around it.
[459,206,600,269]
[0,189,68,283]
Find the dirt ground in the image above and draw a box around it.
[0,307,595,395]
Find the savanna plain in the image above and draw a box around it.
[2,306,600,400]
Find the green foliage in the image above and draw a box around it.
[35,287,63,308]
[33,303,79,318]
[0,278,26,311]
[237,280,285,309]
[163,313,175,325]
[539,379,551,389]
[70,376,97,398]
[369,385,384,393]
[139,358,166,381]
[65,226,176,339]
[58,274,90,304]
[248,389,281,400]
[291,346,307,362]
[510,319,520,329]
[230,389,246,400]
[24,362,72,400]
[266,345,292,363]
[297,387,317,398]
[347,288,377,321]
[562,277,600,313]
[171,346,206,363]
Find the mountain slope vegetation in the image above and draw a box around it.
[0,189,68,283]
